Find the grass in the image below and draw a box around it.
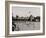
[14,21,40,31]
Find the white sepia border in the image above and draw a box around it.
[9,4,43,34]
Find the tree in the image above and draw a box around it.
[28,15,32,21]
[12,16,15,21]
[35,16,40,22]
[16,15,19,19]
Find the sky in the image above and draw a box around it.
[12,7,40,17]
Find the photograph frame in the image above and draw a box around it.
[5,1,45,37]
